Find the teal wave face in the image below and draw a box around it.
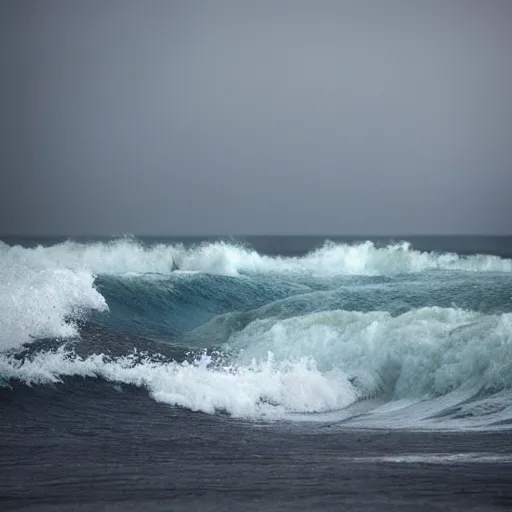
[92,271,512,344]
[92,273,314,340]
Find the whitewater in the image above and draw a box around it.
[1,236,512,429]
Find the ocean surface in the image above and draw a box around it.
[1,235,512,511]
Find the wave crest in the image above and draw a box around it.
[226,307,512,399]
[1,239,511,276]
[0,265,108,352]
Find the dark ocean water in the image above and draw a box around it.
[1,235,512,511]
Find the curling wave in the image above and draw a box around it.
[1,307,511,426]
[1,237,512,428]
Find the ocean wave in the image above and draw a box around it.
[2,237,511,355]
[1,307,511,425]
[1,239,511,277]
[2,238,512,427]
[226,307,512,399]
[0,348,358,418]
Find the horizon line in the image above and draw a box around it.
[1,233,512,238]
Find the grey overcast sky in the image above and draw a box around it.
[0,0,511,235]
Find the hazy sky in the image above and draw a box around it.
[1,0,511,235]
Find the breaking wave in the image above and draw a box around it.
[1,238,511,277]
[0,265,107,351]
[1,237,512,428]
[1,306,511,425]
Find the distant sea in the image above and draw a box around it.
[1,235,512,511]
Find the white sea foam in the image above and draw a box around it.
[0,265,108,352]
[345,453,512,464]
[1,307,511,426]
[0,349,357,418]
[226,307,512,400]
[1,239,511,276]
